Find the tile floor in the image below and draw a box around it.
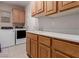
[0,43,28,58]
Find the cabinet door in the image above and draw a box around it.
[52,50,69,58]
[19,10,25,24]
[38,44,50,58]
[32,2,37,16]
[37,1,44,14]
[31,40,37,58]
[26,38,31,56]
[12,8,19,23]
[45,1,57,15]
[58,1,79,11]
[39,35,51,47]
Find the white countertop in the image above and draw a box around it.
[27,31,79,43]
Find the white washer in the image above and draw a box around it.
[0,29,15,48]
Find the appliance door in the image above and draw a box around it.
[17,30,26,39]
[15,30,26,44]
[0,29,15,48]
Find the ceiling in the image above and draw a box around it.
[1,1,30,7]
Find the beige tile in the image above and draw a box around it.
[0,43,28,58]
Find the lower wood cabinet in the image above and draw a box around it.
[26,38,31,56]
[31,40,38,58]
[53,39,79,57]
[52,50,69,58]
[38,44,51,58]
[26,32,79,58]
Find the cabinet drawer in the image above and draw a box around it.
[39,35,51,47]
[53,39,79,57]
[52,51,70,58]
[27,32,37,41]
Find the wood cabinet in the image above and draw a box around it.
[26,33,31,56]
[26,33,38,58]
[53,39,79,57]
[52,39,69,58]
[39,35,51,46]
[38,35,51,58]
[32,1,57,16]
[38,44,50,58]
[12,8,25,25]
[31,39,38,58]
[26,32,79,58]
[32,1,44,16]
[19,10,25,24]
[31,1,79,17]
[26,38,31,56]
[45,1,57,15]
[58,1,79,11]
[32,2,37,16]
[52,50,69,58]
[37,1,44,14]
[12,8,19,24]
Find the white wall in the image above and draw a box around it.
[38,13,79,35]
[0,3,13,27]
[25,2,39,31]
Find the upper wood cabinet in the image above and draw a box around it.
[12,8,19,24]
[19,10,25,24]
[12,8,25,25]
[37,1,44,14]
[32,1,44,16]
[32,2,37,16]
[31,1,79,17]
[32,1,57,16]
[45,1,57,15]
[58,1,79,11]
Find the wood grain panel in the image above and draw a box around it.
[27,33,37,41]
[31,40,37,58]
[32,2,37,16]
[38,44,51,58]
[37,1,44,14]
[58,1,79,11]
[45,1,57,15]
[12,8,19,23]
[53,50,69,58]
[63,1,73,5]
[19,10,25,23]
[26,38,31,56]
[53,39,79,57]
[39,35,51,47]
